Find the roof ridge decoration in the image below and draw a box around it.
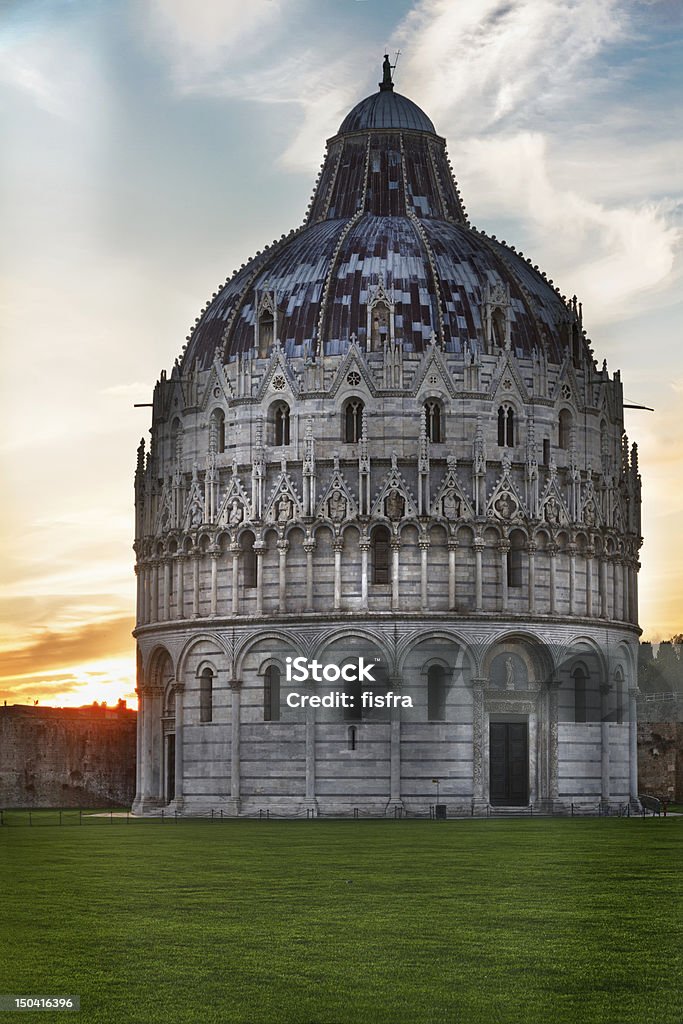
[314,208,364,358]
[405,209,446,346]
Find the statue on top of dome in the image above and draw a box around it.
[380,54,394,92]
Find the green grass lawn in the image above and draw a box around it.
[2,818,681,1024]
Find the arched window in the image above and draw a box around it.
[424,401,442,443]
[211,409,226,454]
[344,399,364,443]
[507,532,525,588]
[497,405,514,447]
[241,531,257,588]
[427,665,446,721]
[492,307,506,348]
[347,726,357,751]
[372,526,391,584]
[543,438,550,466]
[272,402,290,446]
[199,667,213,724]
[573,666,587,724]
[370,300,390,350]
[264,665,280,722]
[258,310,274,358]
[558,409,572,450]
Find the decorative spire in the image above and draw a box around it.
[380,54,394,92]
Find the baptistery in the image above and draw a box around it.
[132,61,642,816]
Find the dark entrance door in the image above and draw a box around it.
[489,721,528,806]
[166,734,176,803]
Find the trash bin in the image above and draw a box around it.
[435,804,447,820]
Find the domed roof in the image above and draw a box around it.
[182,63,581,372]
[338,89,436,135]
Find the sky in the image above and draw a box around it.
[1,0,681,709]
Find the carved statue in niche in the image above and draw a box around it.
[385,489,404,521]
[328,489,347,523]
[495,492,514,519]
[584,501,596,527]
[544,497,559,525]
[442,490,461,520]
[190,503,202,527]
[228,500,243,526]
[490,651,528,691]
[276,495,293,524]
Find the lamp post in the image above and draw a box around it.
[432,777,440,804]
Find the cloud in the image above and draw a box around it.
[143,0,289,88]
[393,0,626,133]
[0,616,135,679]
[458,132,680,324]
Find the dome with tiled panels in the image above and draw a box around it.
[338,89,437,135]
[181,76,578,371]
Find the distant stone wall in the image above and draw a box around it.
[637,722,683,802]
[0,705,136,808]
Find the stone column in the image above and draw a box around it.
[632,561,639,624]
[599,557,608,619]
[304,540,316,612]
[568,544,577,616]
[359,540,370,611]
[210,551,219,616]
[390,539,400,611]
[333,538,343,611]
[142,687,152,802]
[176,556,185,619]
[586,547,594,617]
[229,679,242,812]
[600,682,611,809]
[254,542,266,616]
[474,539,484,612]
[470,678,486,809]
[278,539,289,612]
[136,565,143,626]
[547,680,559,806]
[389,676,403,812]
[305,704,316,810]
[527,542,536,614]
[622,562,629,623]
[151,561,159,622]
[173,683,185,809]
[612,557,620,621]
[548,544,557,615]
[448,541,457,611]
[499,540,510,613]
[419,539,429,612]
[162,559,171,621]
[230,544,240,614]
[628,686,639,807]
[134,686,144,809]
[192,554,200,618]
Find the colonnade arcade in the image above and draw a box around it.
[136,520,639,627]
[134,627,638,815]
